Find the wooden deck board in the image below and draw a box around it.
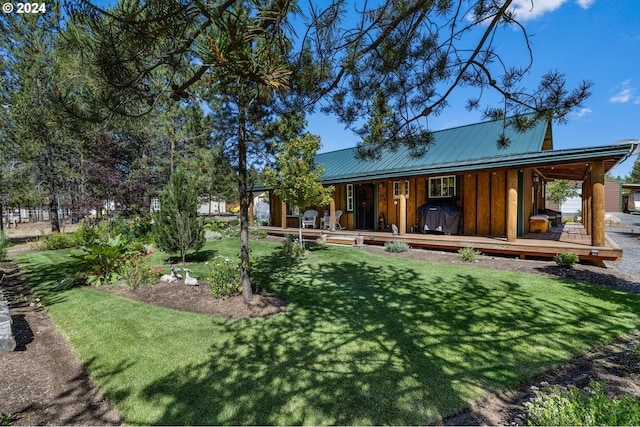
[260,223,622,264]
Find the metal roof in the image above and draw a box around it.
[316,117,551,183]
[253,117,638,190]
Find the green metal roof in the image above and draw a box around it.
[316,117,550,183]
[253,117,638,190]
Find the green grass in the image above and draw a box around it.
[13,240,640,425]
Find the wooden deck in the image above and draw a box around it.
[260,223,622,265]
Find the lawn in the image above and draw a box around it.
[14,239,640,425]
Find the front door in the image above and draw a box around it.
[355,183,375,229]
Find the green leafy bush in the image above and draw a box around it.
[457,246,482,262]
[120,255,155,289]
[0,232,10,261]
[554,251,579,268]
[72,234,132,286]
[204,218,234,232]
[249,227,267,238]
[107,215,154,243]
[38,231,76,250]
[207,256,241,298]
[71,225,102,247]
[384,241,410,253]
[282,235,307,258]
[526,381,640,426]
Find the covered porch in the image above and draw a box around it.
[259,222,621,265]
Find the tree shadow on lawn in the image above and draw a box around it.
[92,251,640,425]
[13,254,81,306]
[163,249,219,264]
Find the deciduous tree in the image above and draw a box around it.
[264,133,334,247]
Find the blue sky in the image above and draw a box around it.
[307,0,640,178]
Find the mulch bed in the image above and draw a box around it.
[2,239,640,425]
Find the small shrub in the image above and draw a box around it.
[384,241,410,253]
[72,234,132,286]
[282,236,307,258]
[554,251,579,268]
[149,265,165,279]
[204,218,233,232]
[204,230,223,241]
[207,256,241,298]
[525,381,640,426]
[457,246,482,262]
[0,412,16,426]
[0,232,10,261]
[249,227,267,238]
[120,254,155,289]
[39,231,76,250]
[71,225,101,247]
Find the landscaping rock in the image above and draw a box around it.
[0,319,16,352]
[0,296,16,352]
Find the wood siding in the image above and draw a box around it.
[463,171,512,236]
[268,169,539,238]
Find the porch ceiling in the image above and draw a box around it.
[535,157,622,181]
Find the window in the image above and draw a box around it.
[428,176,456,198]
[393,180,410,199]
[151,197,161,212]
[286,205,300,217]
[346,184,354,211]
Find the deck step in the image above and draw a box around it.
[326,236,357,245]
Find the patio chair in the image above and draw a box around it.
[333,210,344,230]
[320,211,330,229]
[301,210,318,228]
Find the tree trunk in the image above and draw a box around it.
[237,100,253,302]
[49,198,60,233]
[298,213,304,248]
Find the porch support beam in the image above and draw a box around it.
[248,195,254,227]
[399,194,407,236]
[329,198,336,232]
[591,160,605,246]
[506,169,518,242]
[281,201,287,229]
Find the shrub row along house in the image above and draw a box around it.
[258,116,638,263]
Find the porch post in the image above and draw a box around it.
[399,194,407,236]
[329,198,336,232]
[506,169,518,242]
[248,194,254,227]
[281,201,287,229]
[584,173,592,235]
[591,161,605,246]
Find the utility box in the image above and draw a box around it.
[529,214,550,233]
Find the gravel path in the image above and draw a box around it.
[605,212,640,280]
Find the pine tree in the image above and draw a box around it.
[153,169,205,268]
[1,5,80,231]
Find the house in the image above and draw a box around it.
[262,116,638,257]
